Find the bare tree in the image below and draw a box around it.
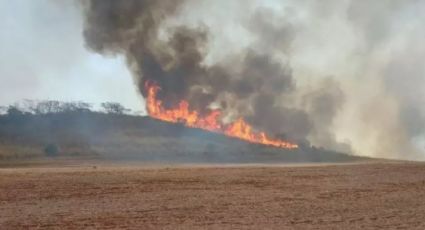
[60,101,92,113]
[74,102,92,113]
[33,100,62,114]
[101,102,130,115]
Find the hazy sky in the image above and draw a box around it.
[2,0,425,159]
[0,0,143,111]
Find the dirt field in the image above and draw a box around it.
[1,162,425,229]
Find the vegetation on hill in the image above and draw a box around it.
[0,100,365,163]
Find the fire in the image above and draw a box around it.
[145,81,298,149]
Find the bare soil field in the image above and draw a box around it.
[1,162,425,229]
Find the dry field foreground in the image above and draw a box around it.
[1,162,425,229]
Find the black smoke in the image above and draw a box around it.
[81,0,344,144]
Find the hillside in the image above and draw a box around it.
[0,112,367,163]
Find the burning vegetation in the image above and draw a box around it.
[81,0,357,155]
[146,81,298,149]
[82,0,307,149]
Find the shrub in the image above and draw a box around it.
[44,144,60,157]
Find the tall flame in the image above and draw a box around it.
[145,81,298,149]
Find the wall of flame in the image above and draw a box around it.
[145,81,298,149]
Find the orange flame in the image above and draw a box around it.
[145,81,298,149]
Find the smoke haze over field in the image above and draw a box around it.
[81,0,425,160]
[2,0,425,160]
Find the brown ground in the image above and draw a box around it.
[1,162,425,229]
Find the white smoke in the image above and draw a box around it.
[172,0,425,160]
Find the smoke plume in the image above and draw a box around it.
[82,0,425,160]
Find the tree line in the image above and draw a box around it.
[0,100,142,116]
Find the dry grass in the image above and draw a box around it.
[1,162,424,229]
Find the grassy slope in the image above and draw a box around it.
[0,112,368,163]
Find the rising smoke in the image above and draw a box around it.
[81,0,425,160]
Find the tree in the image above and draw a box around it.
[7,106,24,117]
[101,102,130,115]
[74,102,92,113]
[44,144,60,157]
[34,100,62,114]
[60,101,92,113]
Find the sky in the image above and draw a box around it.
[1,0,425,160]
[0,0,143,112]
